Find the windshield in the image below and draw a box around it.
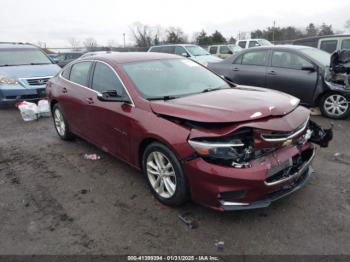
[258,39,273,46]
[300,48,330,66]
[122,58,230,99]
[0,48,52,66]
[228,45,242,52]
[185,45,210,56]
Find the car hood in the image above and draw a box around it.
[150,86,300,123]
[0,64,61,79]
[191,55,222,64]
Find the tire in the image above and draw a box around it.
[319,93,350,119]
[142,142,189,206]
[52,104,75,140]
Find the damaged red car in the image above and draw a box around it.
[46,53,332,211]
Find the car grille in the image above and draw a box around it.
[261,119,309,142]
[25,77,50,86]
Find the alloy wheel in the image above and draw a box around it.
[323,94,349,117]
[146,151,177,198]
[54,109,66,136]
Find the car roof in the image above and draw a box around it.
[0,42,37,49]
[241,45,314,51]
[79,52,181,64]
[150,44,195,48]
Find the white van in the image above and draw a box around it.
[236,39,273,49]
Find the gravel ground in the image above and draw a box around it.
[0,107,349,255]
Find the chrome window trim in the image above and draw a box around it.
[59,59,135,107]
[261,118,309,142]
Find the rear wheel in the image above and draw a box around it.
[142,142,189,206]
[319,93,350,119]
[52,104,74,140]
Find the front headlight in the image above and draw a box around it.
[188,128,254,168]
[0,75,18,85]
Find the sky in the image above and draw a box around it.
[0,0,349,47]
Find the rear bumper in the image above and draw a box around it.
[183,143,315,211]
[0,87,46,104]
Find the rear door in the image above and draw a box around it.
[228,49,269,87]
[86,61,134,160]
[58,61,93,136]
[266,50,318,104]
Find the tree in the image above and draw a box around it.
[68,37,80,50]
[83,38,98,51]
[165,27,186,44]
[305,23,318,37]
[319,23,334,36]
[130,22,153,47]
[196,30,212,45]
[211,30,226,44]
[227,37,236,44]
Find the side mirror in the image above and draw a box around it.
[181,52,189,57]
[228,50,233,55]
[97,91,131,103]
[301,65,316,72]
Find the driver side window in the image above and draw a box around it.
[91,62,125,96]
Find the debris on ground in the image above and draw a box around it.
[333,152,350,165]
[80,189,89,195]
[130,194,137,200]
[16,100,51,121]
[310,107,321,116]
[178,212,198,229]
[215,240,225,251]
[83,154,101,160]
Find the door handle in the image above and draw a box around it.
[268,70,277,75]
[232,67,239,71]
[62,87,68,93]
[86,97,94,104]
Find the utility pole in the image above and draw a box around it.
[123,33,126,48]
[272,21,276,43]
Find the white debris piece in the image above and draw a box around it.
[17,101,39,121]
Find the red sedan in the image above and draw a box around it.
[46,52,332,211]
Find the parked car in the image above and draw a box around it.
[208,44,242,59]
[80,51,119,58]
[208,45,350,119]
[46,52,332,211]
[55,52,83,67]
[293,34,350,53]
[236,39,273,49]
[0,43,61,105]
[148,44,221,66]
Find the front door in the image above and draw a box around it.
[266,50,318,104]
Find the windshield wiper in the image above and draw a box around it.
[201,87,225,93]
[147,95,179,101]
[30,63,52,65]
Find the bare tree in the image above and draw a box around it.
[36,41,46,48]
[83,38,98,51]
[345,20,350,30]
[68,37,80,50]
[130,22,154,48]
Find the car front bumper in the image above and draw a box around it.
[0,86,46,104]
[184,143,315,211]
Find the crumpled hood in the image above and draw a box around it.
[150,86,300,123]
[0,64,61,79]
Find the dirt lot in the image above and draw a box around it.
[0,107,349,255]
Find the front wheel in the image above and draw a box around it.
[319,93,350,119]
[142,142,189,206]
[52,104,74,140]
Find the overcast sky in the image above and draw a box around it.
[0,0,349,47]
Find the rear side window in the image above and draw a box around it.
[241,51,268,66]
[238,41,246,48]
[161,46,175,54]
[341,39,350,49]
[320,40,338,53]
[175,46,188,55]
[69,62,92,86]
[92,62,125,96]
[209,46,218,54]
[272,51,312,70]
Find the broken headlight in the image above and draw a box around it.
[188,128,254,168]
